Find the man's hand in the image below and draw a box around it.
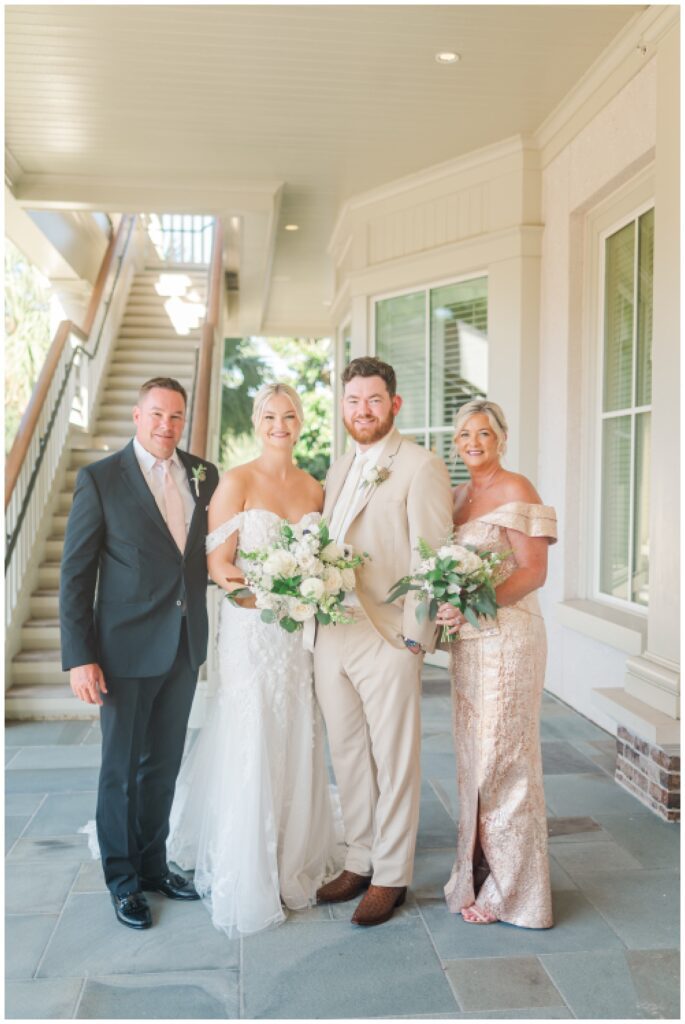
[70,664,108,705]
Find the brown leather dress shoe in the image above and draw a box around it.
[351,885,407,926]
[316,870,372,904]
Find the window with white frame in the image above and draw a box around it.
[375,277,488,483]
[599,207,653,607]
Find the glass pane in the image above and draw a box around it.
[600,416,631,600]
[429,277,488,428]
[376,291,425,431]
[636,208,654,406]
[631,412,650,605]
[603,221,635,412]
[429,431,466,488]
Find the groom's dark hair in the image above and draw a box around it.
[341,357,397,398]
[138,377,187,407]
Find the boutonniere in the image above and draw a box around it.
[360,465,390,491]
[191,463,207,497]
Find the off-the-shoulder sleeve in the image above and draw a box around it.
[206,513,242,554]
[479,502,557,543]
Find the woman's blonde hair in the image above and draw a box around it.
[453,399,508,457]
[251,382,304,433]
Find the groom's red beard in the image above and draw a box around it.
[344,408,395,446]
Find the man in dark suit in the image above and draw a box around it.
[60,376,219,930]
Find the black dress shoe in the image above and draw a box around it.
[140,871,201,900]
[111,891,152,929]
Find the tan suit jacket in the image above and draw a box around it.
[323,428,454,653]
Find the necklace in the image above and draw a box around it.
[466,469,502,504]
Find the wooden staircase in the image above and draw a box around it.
[6,266,207,719]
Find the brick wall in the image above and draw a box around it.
[615,726,680,822]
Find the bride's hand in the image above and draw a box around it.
[436,602,466,635]
[225,578,257,609]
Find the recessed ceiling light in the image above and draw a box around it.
[284,224,299,231]
[435,51,460,64]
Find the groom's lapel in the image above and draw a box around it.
[348,428,403,528]
[177,449,202,549]
[325,448,355,517]
[119,441,175,543]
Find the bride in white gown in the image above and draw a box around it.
[167,383,339,937]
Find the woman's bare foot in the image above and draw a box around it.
[460,903,497,924]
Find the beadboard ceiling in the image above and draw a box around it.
[6,4,643,334]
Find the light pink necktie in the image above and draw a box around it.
[159,459,187,552]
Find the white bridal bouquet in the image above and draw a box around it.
[229,518,368,633]
[386,538,508,641]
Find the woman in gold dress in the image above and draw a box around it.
[436,399,556,929]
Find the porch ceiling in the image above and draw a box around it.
[6,3,643,334]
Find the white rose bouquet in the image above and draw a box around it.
[386,537,508,641]
[229,518,368,634]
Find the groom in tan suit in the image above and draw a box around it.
[315,356,453,926]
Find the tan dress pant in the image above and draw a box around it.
[314,620,422,887]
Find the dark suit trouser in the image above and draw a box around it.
[96,622,197,896]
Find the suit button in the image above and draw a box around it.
[176,600,182,607]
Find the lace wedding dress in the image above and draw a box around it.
[167,509,340,937]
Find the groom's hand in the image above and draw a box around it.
[70,663,108,705]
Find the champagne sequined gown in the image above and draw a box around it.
[444,502,557,929]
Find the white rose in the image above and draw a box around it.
[420,557,436,573]
[321,541,343,563]
[263,549,298,578]
[361,464,380,486]
[301,554,324,575]
[300,577,325,601]
[323,566,343,594]
[340,567,356,591]
[287,598,317,622]
[255,591,280,612]
[438,544,482,574]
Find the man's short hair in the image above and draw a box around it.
[137,377,187,407]
[341,357,397,398]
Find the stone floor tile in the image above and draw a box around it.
[5,722,73,747]
[427,778,459,819]
[444,1009,574,1019]
[241,917,458,1018]
[445,955,566,1012]
[9,744,101,770]
[82,726,103,745]
[543,772,647,816]
[540,715,612,743]
[417,799,458,849]
[5,860,80,914]
[624,949,680,1019]
[5,792,46,816]
[5,914,59,979]
[422,752,460,780]
[541,741,599,775]
[419,889,625,959]
[6,748,21,766]
[548,858,577,892]
[23,791,97,837]
[573,869,680,949]
[72,860,108,893]
[56,721,94,745]
[328,892,419,920]
[5,816,29,853]
[7,835,92,865]
[422,731,457,754]
[37,893,239,977]
[412,848,455,899]
[75,970,239,1019]
[547,815,606,841]
[4,977,84,1019]
[550,838,643,879]
[593,811,681,869]
[5,767,99,794]
[541,949,645,1019]
[287,903,333,922]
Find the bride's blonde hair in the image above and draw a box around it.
[251,382,304,432]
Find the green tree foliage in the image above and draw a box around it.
[219,337,269,466]
[4,240,53,452]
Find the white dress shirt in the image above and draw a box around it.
[133,437,195,533]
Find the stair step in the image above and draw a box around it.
[107,373,192,388]
[20,619,61,650]
[57,492,73,512]
[11,653,68,686]
[92,421,135,438]
[5,683,97,720]
[69,449,115,468]
[117,328,202,341]
[30,591,60,617]
[110,358,196,373]
[113,346,198,360]
[45,538,64,560]
[38,563,61,588]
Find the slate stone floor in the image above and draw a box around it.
[5,667,680,1019]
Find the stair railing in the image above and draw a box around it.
[5,214,137,623]
[188,219,223,460]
